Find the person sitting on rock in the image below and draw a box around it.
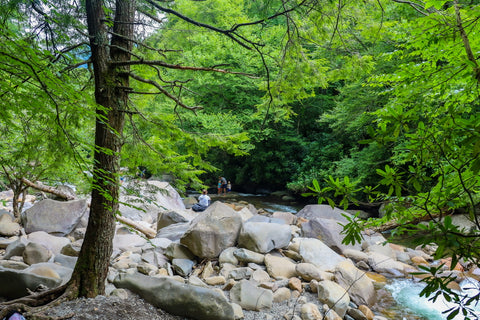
[192,189,210,212]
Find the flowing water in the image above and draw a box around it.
[380,279,480,320]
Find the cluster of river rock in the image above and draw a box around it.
[0,180,476,320]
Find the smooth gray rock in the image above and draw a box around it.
[3,237,28,259]
[219,247,239,266]
[271,211,297,225]
[54,254,78,269]
[233,248,265,264]
[23,242,52,265]
[0,260,29,270]
[113,232,147,251]
[21,199,88,236]
[0,212,21,236]
[172,258,195,277]
[156,222,191,242]
[180,202,242,258]
[0,267,61,299]
[237,221,291,254]
[114,273,234,320]
[230,279,273,311]
[317,280,350,318]
[297,205,351,223]
[246,215,286,224]
[24,262,73,285]
[157,210,189,230]
[227,267,253,280]
[27,231,71,255]
[335,260,376,306]
[297,238,345,272]
[300,218,362,254]
[164,243,195,260]
[61,240,82,257]
[0,236,19,249]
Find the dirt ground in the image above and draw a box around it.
[30,293,190,320]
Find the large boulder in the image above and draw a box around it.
[0,267,61,299]
[114,273,234,320]
[297,238,345,272]
[237,221,291,254]
[335,259,376,306]
[119,181,187,223]
[300,217,362,254]
[297,205,350,223]
[180,202,242,258]
[21,199,88,236]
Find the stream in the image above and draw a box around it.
[220,192,480,320]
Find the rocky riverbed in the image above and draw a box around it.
[0,180,478,320]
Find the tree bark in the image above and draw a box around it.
[69,0,135,298]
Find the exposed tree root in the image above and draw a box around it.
[0,284,78,320]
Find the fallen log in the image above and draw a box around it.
[116,215,157,239]
[21,178,75,201]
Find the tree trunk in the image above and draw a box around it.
[69,0,135,297]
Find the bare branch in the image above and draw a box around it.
[129,72,203,111]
